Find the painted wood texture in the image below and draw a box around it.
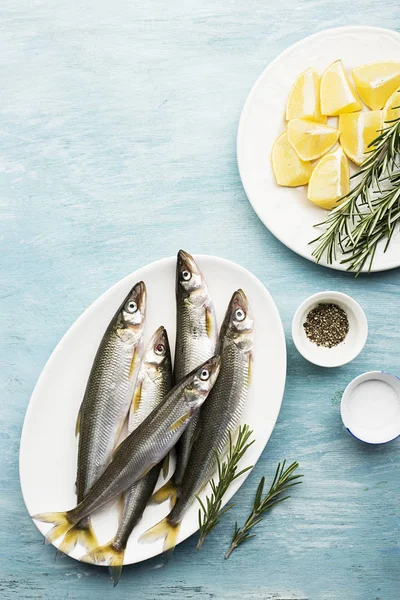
[1,2,400,599]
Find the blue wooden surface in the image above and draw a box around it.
[1,2,400,599]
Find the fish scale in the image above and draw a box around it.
[32,356,221,550]
[174,250,218,487]
[57,282,146,555]
[75,358,219,520]
[77,315,143,499]
[170,309,252,525]
[138,289,253,552]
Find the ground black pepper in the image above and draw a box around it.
[303,303,349,348]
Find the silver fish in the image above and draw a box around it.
[82,326,173,585]
[58,281,146,555]
[32,356,221,546]
[173,250,218,487]
[140,289,253,552]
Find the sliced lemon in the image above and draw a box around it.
[271,131,313,187]
[308,147,350,209]
[353,62,400,110]
[320,60,362,116]
[383,85,400,123]
[287,118,339,161]
[339,110,382,166]
[286,67,327,123]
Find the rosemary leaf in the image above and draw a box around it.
[310,112,400,273]
[224,460,302,559]
[196,424,254,550]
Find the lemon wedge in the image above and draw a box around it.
[286,67,327,123]
[271,132,313,187]
[287,118,339,161]
[308,147,350,209]
[353,62,400,110]
[383,85,400,123]
[320,60,362,116]
[339,110,382,166]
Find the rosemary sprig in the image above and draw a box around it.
[310,111,400,272]
[340,176,400,272]
[224,460,302,559]
[196,424,255,550]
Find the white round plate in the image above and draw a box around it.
[237,26,400,272]
[20,255,286,565]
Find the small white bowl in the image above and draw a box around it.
[341,371,400,444]
[292,291,368,368]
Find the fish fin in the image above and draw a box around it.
[57,519,99,554]
[113,418,128,453]
[192,419,202,443]
[81,540,125,586]
[205,306,214,338]
[128,382,142,430]
[75,406,82,437]
[162,453,170,479]
[132,382,142,413]
[129,347,139,378]
[117,495,125,522]
[138,517,180,553]
[168,411,192,432]
[141,464,156,478]
[32,511,75,544]
[110,565,123,587]
[247,351,253,386]
[150,481,178,508]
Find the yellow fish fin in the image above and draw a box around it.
[247,351,253,387]
[132,382,142,414]
[81,541,125,586]
[75,406,82,437]
[150,480,178,508]
[169,411,191,433]
[205,306,214,338]
[57,518,98,555]
[129,347,139,378]
[138,517,180,553]
[32,511,75,545]
[117,494,125,522]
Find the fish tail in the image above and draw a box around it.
[32,511,75,544]
[57,519,99,555]
[81,540,125,585]
[138,517,180,553]
[150,481,178,509]
[82,540,125,586]
[109,564,123,587]
[162,453,170,479]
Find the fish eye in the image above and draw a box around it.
[235,308,245,321]
[200,368,209,381]
[181,270,191,282]
[125,300,137,314]
[155,343,165,355]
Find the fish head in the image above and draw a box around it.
[221,289,253,351]
[121,281,147,329]
[145,326,172,369]
[185,355,221,408]
[176,250,208,307]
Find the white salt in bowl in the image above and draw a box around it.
[292,291,368,368]
[341,371,400,444]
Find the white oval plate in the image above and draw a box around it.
[20,255,286,565]
[237,26,400,272]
